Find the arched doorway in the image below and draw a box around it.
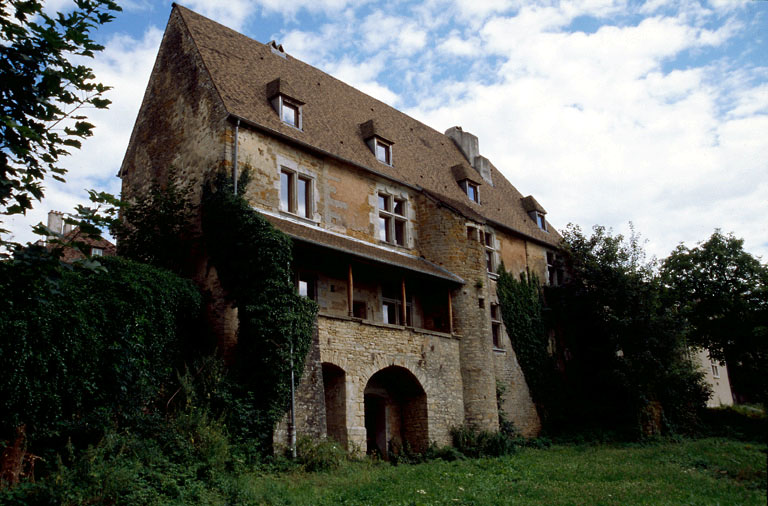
[364,366,428,458]
[322,363,347,447]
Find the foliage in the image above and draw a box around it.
[3,437,764,505]
[0,254,202,460]
[112,172,196,274]
[0,0,121,241]
[661,231,768,406]
[700,405,767,443]
[295,436,349,472]
[495,268,557,419]
[450,425,520,458]
[201,169,317,453]
[545,224,709,436]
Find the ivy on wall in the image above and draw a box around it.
[201,170,317,452]
[496,267,553,412]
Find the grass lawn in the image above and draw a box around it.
[229,438,766,505]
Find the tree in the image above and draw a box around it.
[0,0,121,243]
[661,231,768,405]
[112,172,196,274]
[545,224,709,435]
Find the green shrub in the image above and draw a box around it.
[450,425,519,458]
[295,436,348,472]
[0,254,202,463]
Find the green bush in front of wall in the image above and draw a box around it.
[0,253,202,472]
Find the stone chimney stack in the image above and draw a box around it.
[444,126,493,186]
[47,210,64,235]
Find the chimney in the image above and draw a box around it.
[444,126,493,185]
[47,210,63,235]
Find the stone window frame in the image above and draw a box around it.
[277,156,318,223]
[490,302,503,350]
[546,251,563,286]
[484,228,498,276]
[377,192,408,247]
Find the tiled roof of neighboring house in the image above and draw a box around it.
[38,229,116,263]
[263,214,465,284]
[174,5,561,248]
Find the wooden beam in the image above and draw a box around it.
[348,263,354,316]
[401,277,407,326]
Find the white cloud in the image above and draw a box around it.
[183,0,258,30]
[5,27,163,247]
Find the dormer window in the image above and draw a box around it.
[360,120,394,167]
[375,138,391,165]
[266,78,304,130]
[521,195,548,231]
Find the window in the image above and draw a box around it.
[90,247,103,257]
[528,210,547,231]
[382,297,412,326]
[485,230,496,273]
[382,286,412,326]
[460,180,479,203]
[374,138,391,165]
[711,361,720,378]
[280,169,313,218]
[378,193,406,246]
[491,303,502,348]
[297,272,316,300]
[279,96,301,128]
[547,252,563,286]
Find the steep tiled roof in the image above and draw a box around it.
[175,5,560,248]
[263,214,464,284]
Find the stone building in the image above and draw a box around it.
[119,5,563,454]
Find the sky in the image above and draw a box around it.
[7,0,768,261]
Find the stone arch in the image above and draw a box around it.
[363,365,428,458]
[321,362,347,447]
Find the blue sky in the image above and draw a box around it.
[8,0,768,260]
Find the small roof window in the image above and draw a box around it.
[360,120,394,166]
[266,78,304,130]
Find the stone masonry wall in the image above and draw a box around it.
[119,9,238,354]
[314,314,464,450]
[415,195,499,432]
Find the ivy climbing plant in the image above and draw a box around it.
[201,170,317,453]
[496,267,552,409]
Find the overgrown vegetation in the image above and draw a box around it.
[497,225,711,437]
[112,172,196,274]
[0,253,202,480]
[5,435,761,504]
[661,231,768,407]
[200,169,317,453]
